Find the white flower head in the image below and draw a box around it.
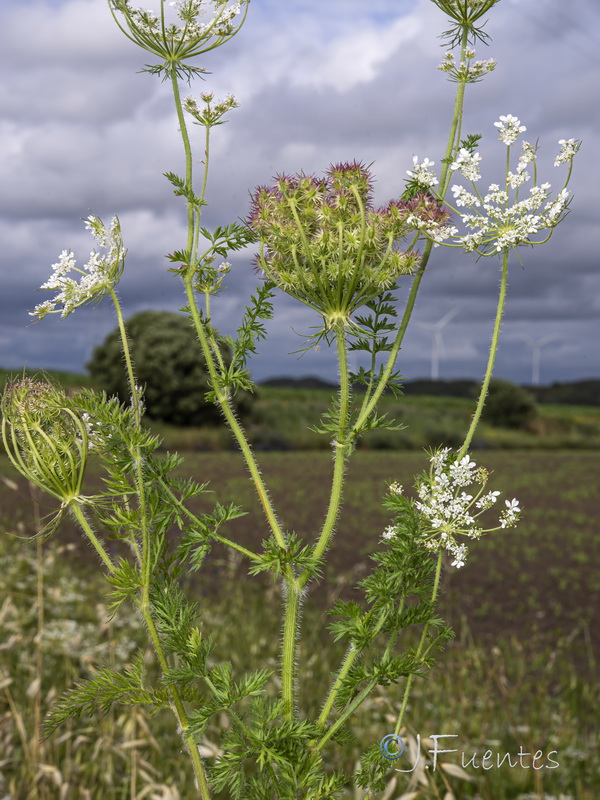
[554,138,581,167]
[507,170,529,189]
[450,543,467,568]
[518,140,537,173]
[452,184,481,208]
[450,148,482,181]
[494,114,527,145]
[414,448,522,567]
[30,216,126,320]
[500,498,522,528]
[407,156,439,188]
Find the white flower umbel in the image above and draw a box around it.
[450,147,482,181]
[31,216,126,320]
[409,447,521,567]
[407,156,439,188]
[438,48,496,83]
[109,0,247,71]
[554,138,580,167]
[494,114,526,145]
[422,116,580,257]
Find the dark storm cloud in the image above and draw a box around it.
[0,0,598,383]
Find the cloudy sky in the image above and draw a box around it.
[1,0,599,386]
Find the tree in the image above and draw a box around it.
[482,378,538,430]
[87,310,253,426]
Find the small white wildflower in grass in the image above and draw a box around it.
[388,482,403,495]
[382,525,398,540]
[412,448,522,567]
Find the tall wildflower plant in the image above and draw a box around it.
[2,0,579,797]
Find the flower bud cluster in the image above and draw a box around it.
[438,49,496,83]
[1,377,88,505]
[109,0,246,67]
[184,92,238,127]
[31,216,125,320]
[416,116,580,257]
[383,448,521,568]
[248,162,447,324]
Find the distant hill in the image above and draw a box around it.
[258,376,600,406]
[260,375,338,390]
[526,379,600,406]
[1,369,598,407]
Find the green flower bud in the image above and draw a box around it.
[1,377,88,506]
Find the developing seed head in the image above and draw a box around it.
[431,0,501,47]
[1,377,88,505]
[248,163,436,325]
[109,0,248,77]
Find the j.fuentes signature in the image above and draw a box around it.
[380,734,559,772]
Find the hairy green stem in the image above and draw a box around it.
[459,249,509,456]
[284,324,350,721]
[439,27,470,197]
[109,288,151,597]
[394,549,444,736]
[316,644,358,730]
[316,677,377,752]
[70,501,115,574]
[185,277,287,550]
[304,323,351,576]
[170,74,287,552]
[281,582,301,720]
[170,70,195,257]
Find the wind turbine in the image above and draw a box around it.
[518,334,556,386]
[417,307,460,380]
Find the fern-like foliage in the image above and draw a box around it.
[43,652,169,738]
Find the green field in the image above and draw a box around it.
[140,386,600,452]
[2,368,599,452]
[1,448,598,798]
